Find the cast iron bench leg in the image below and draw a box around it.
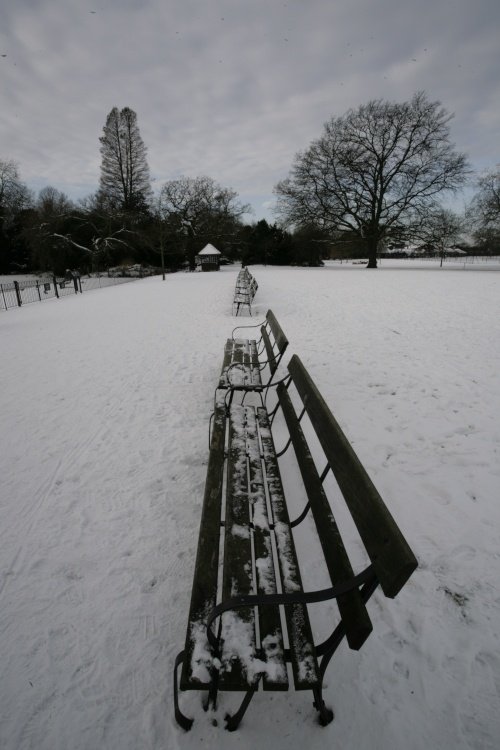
[224,686,258,731]
[202,671,219,712]
[312,685,334,726]
[174,651,194,731]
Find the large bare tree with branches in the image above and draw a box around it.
[275,92,469,267]
[158,175,250,268]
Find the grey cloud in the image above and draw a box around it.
[1,0,498,218]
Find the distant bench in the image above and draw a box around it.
[174,354,418,731]
[217,310,289,402]
[232,267,258,316]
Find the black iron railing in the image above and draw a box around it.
[0,272,157,312]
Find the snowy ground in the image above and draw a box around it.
[1,261,499,750]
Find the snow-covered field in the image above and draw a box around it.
[1,261,499,750]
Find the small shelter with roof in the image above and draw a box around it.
[196,243,221,272]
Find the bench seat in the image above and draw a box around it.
[218,338,262,390]
[180,402,320,694]
[217,310,289,397]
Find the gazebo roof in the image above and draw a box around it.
[197,243,221,256]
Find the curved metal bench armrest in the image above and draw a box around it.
[206,565,376,652]
[231,319,264,340]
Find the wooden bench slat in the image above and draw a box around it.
[245,407,288,691]
[256,407,321,690]
[180,404,226,690]
[278,384,373,650]
[288,355,418,598]
[219,405,258,690]
[261,326,277,376]
[242,340,261,386]
[219,406,289,690]
[220,339,234,380]
[249,340,260,368]
[227,341,245,384]
[266,310,289,354]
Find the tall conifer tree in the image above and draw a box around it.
[98,107,152,213]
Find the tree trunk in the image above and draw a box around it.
[366,236,378,268]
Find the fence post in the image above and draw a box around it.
[1,283,7,310]
[53,275,59,298]
[36,281,42,301]
[14,281,22,307]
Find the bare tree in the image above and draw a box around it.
[472,167,500,225]
[275,92,470,267]
[158,176,250,268]
[418,208,465,267]
[37,186,74,216]
[26,187,135,273]
[468,167,500,252]
[98,107,152,213]
[50,225,133,270]
[0,159,33,272]
[0,158,32,217]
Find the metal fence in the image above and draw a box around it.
[0,273,155,312]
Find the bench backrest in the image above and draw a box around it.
[261,310,289,376]
[279,355,418,602]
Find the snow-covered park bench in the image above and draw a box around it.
[217,310,289,403]
[232,267,258,316]
[174,354,418,731]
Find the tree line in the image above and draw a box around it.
[1,94,499,275]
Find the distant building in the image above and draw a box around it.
[196,244,221,271]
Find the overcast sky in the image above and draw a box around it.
[1,0,499,221]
